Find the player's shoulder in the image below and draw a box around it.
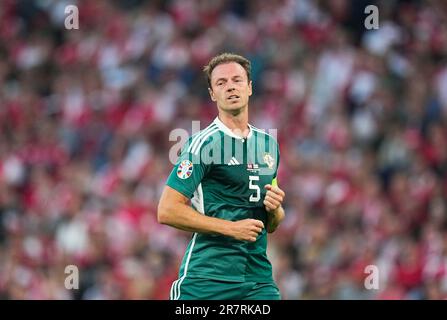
[184,122,221,155]
[249,124,279,145]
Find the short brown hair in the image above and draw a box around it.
[203,53,251,89]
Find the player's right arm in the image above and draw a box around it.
[158,185,263,242]
[158,135,263,242]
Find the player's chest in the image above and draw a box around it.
[209,153,276,190]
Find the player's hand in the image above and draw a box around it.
[264,184,285,213]
[230,219,264,242]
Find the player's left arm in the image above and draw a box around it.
[263,178,285,233]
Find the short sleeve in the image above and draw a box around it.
[166,137,209,199]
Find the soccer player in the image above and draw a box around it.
[158,53,285,300]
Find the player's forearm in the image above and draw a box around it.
[266,205,285,233]
[158,202,232,236]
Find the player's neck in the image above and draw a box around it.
[218,109,249,138]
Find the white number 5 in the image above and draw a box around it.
[249,175,260,202]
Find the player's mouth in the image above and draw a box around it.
[227,94,240,101]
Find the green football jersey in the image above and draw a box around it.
[166,117,280,283]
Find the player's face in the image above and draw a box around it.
[209,62,252,113]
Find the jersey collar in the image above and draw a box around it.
[213,116,253,140]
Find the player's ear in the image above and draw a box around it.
[248,81,252,97]
[209,87,217,102]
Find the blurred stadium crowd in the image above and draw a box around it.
[1,0,447,299]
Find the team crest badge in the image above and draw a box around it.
[263,153,275,169]
[177,160,193,179]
